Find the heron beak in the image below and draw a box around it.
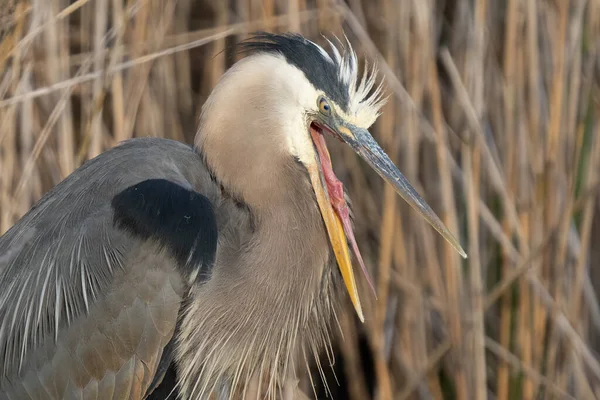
[333,122,467,259]
[308,124,367,322]
[307,118,466,323]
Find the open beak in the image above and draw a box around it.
[308,119,467,323]
[308,125,366,322]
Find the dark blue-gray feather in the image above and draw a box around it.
[112,178,217,282]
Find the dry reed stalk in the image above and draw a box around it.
[564,0,596,331]
[566,107,600,397]
[426,19,465,400]
[369,1,396,397]
[498,4,518,400]
[559,3,597,396]
[515,38,535,400]
[541,1,569,391]
[53,0,75,178]
[402,2,436,398]
[0,0,26,232]
[545,1,591,394]
[110,0,126,143]
[465,0,487,397]
[287,0,301,33]
[88,0,108,158]
[210,2,228,90]
[464,139,484,399]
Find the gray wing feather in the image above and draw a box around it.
[0,138,217,399]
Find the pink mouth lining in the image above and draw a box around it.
[309,126,376,296]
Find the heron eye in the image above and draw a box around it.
[318,97,331,115]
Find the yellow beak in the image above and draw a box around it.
[307,140,364,322]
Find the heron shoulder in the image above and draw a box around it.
[0,137,220,385]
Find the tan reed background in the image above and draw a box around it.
[1,0,600,399]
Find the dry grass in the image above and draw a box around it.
[1,0,600,399]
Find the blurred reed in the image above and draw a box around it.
[1,0,599,399]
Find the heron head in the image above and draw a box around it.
[199,33,466,321]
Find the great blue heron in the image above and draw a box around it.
[0,32,465,399]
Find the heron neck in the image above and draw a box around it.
[222,157,331,284]
[174,158,339,398]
